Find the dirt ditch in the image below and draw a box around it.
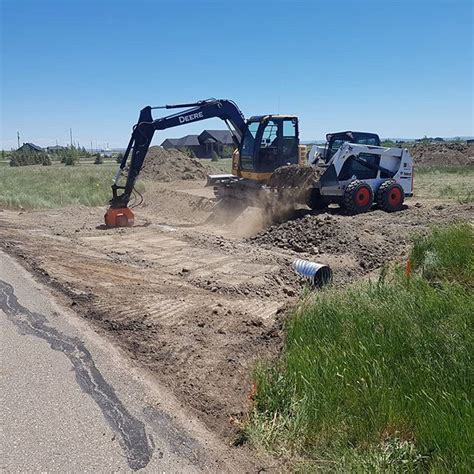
[0,178,472,444]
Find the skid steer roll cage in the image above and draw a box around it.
[110,99,247,209]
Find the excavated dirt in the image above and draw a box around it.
[141,146,211,181]
[249,203,472,273]
[0,176,472,445]
[266,165,323,190]
[409,142,474,166]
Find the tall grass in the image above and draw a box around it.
[0,163,123,209]
[410,223,473,287]
[248,224,473,471]
[414,165,474,203]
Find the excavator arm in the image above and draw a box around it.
[108,99,246,219]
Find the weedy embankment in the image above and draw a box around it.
[247,223,473,472]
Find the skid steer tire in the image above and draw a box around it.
[342,180,373,214]
[376,180,405,212]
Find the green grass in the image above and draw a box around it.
[247,224,473,472]
[0,162,122,209]
[415,165,474,203]
[208,157,233,174]
[411,223,473,287]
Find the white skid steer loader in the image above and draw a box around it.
[307,143,414,214]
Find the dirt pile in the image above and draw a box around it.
[267,165,323,189]
[248,203,472,274]
[249,212,396,271]
[409,142,473,166]
[141,146,210,181]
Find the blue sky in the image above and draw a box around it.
[1,0,472,149]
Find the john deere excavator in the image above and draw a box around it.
[105,98,413,227]
[105,98,306,226]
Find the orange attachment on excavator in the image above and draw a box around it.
[104,207,134,227]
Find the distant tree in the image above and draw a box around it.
[211,150,220,162]
[221,145,234,158]
[9,148,47,167]
[181,147,196,158]
[94,153,104,164]
[116,152,124,163]
[64,154,76,166]
[382,139,396,147]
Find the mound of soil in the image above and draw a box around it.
[267,165,322,189]
[141,146,210,181]
[248,203,472,274]
[251,213,343,252]
[409,143,473,166]
[249,212,394,271]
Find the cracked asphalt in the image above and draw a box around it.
[0,250,253,472]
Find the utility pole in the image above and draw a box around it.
[90,141,93,153]
[17,131,20,149]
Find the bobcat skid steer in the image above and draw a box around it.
[306,142,414,214]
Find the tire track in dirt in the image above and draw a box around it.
[0,212,290,439]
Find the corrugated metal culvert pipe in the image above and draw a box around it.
[292,258,333,287]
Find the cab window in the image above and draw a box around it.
[258,120,279,172]
[356,136,378,146]
[240,121,259,170]
[281,119,298,165]
[328,139,345,159]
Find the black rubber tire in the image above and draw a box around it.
[376,180,405,212]
[342,180,374,214]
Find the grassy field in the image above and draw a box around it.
[415,165,474,203]
[0,159,233,210]
[0,162,119,208]
[247,224,473,471]
[208,157,233,174]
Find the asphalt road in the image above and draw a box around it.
[0,250,250,472]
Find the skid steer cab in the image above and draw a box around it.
[309,141,414,214]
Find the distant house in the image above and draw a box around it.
[46,145,66,153]
[467,139,474,144]
[161,130,234,158]
[17,143,44,153]
[161,135,201,150]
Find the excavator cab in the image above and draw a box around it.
[236,115,303,181]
